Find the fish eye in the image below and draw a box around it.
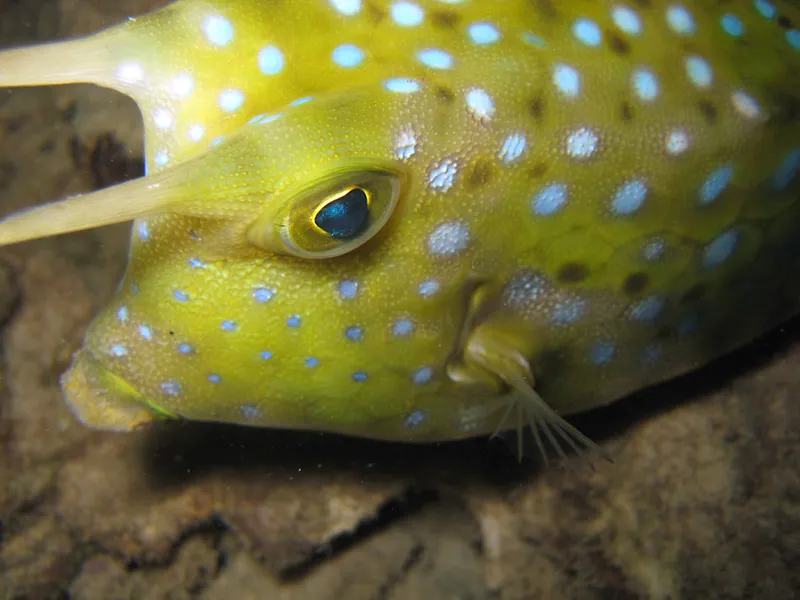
[247,163,403,259]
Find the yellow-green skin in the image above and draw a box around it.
[0,0,799,442]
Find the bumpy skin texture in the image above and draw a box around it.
[0,0,798,443]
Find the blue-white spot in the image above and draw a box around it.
[154,151,169,168]
[391,1,424,26]
[289,96,313,107]
[110,344,128,357]
[188,258,207,269]
[219,89,245,112]
[171,72,194,97]
[287,314,302,328]
[153,108,173,130]
[345,326,363,341]
[754,0,776,21]
[685,56,713,88]
[203,15,234,46]
[117,306,129,323]
[572,19,602,46]
[259,350,273,360]
[338,279,359,299]
[632,68,659,101]
[630,296,664,321]
[643,239,666,262]
[417,48,453,70]
[566,127,599,159]
[665,129,690,155]
[352,371,368,382]
[699,164,733,205]
[116,62,145,84]
[590,341,616,366]
[703,230,739,268]
[731,91,761,119]
[405,410,427,428]
[419,279,440,297]
[253,287,275,304]
[258,45,285,75]
[332,44,365,68]
[137,221,150,241]
[427,221,470,256]
[173,290,190,302]
[428,159,458,191]
[611,179,649,215]
[499,133,527,163]
[211,136,225,148]
[188,124,205,142]
[612,5,643,35]
[221,320,238,332]
[787,30,800,52]
[384,78,421,93]
[721,13,745,37]
[305,357,320,368]
[161,380,182,396]
[240,404,261,420]
[139,325,153,340]
[468,22,500,45]
[393,319,415,336]
[412,366,433,385]
[553,64,580,98]
[178,343,195,355]
[330,0,361,16]
[521,32,547,47]
[532,183,568,216]
[550,298,585,325]
[773,149,800,190]
[465,88,495,121]
[666,5,696,36]
[208,373,222,384]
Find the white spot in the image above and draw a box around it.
[611,179,649,215]
[566,127,599,160]
[352,371,368,382]
[219,89,245,112]
[208,374,222,384]
[391,1,424,26]
[427,221,470,256]
[699,164,734,205]
[153,108,174,130]
[116,62,145,84]
[395,127,417,160]
[171,72,194,97]
[754,0,776,21]
[553,63,581,98]
[154,151,169,167]
[499,133,527,163]
[665,128,690,155]
[117,306,129,323]
[259,350,273,361]
[612,5,643,35]
[305,357,320,368]
[417,48,453,69]
[643,239,666,261]
[773,148,800,190]
[173,290,190,302]
[428,159,459,192]
[258,45,285,75]
[685,55,713,88]
[666,5,696,36]
[405,409,427,427]
[590,341,615,366]
[188,124,205,142]
[419,279,440,297]
[330,0,361,15]
[532,183,568,216]
[384,78,421,93]
[332,44,365,68]
[550,298,585,325]
[632,68,659,101]
[393,318,415,336]
[139,325,153,341]
[240,404,262,420]
[161,380,182,396]
[787,30,800,52]
[630,296,664,321]
[111,344,128,357]
[338,279,359,299]
[731,91,761,119]
[253,287,275,303]
[137,221,151,241]
[189,258,207,269]
[721,14,745,37]
[465,88,495,121]
[345,326,363,341]
[412,367,433,385]
[203,15,234,46]
[221,319,238,331]
[178,343,194,355]
[703,230,739,267]
[572,19,603,46]
[289,96,313,107]
[468,22,501,45]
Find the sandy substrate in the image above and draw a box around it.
[1,2,799,598]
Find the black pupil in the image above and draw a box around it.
[314,188,370,239]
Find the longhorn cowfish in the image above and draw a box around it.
[0,0,798,460]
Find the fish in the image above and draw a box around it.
[0,0,797,461]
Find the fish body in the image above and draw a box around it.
[0,0,798,452]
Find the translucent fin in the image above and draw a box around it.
[464,326,611,465]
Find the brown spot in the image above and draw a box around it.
[364,1,386,24]
[608,32,631,55]
[529,162,549,178]
[431,10,460,29]
[530,0,558,20]
[557,263,590,283]
[529,96,546,122]
[777,15,793,30]
[656,325,675,340]
[681,283,706,305]
[633,0,652,7]
[468,161,494,188]
[622,272,650,295]
[697,100,718,125]
[435,86,455,104]
[621,101,635,122]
